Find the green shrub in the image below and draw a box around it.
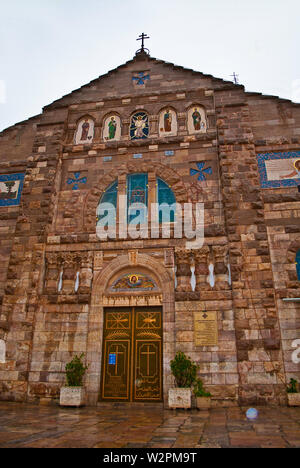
[193,378,211,397]
[287,378,299,394]
[170,351,197,388]
[65,353,88,387]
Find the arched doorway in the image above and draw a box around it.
[86,252,175,406]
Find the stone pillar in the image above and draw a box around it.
[175,250,192,292]
[212,245,229,290]
[45,253,60,295]
[78,252,94,294]
[61,253,79,295]
[194,246,210,291]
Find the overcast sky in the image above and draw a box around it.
[0,0,299,132]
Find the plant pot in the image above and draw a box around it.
[168,388,191,409]
[60,386,86,407]
[287,393,300,407]
[196,396,211,410]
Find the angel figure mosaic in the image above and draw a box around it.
[130,112,149,140]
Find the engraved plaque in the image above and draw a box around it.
[194,311,218,346]
[168,388,191,409]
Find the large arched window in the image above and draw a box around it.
[97,174,176,230]
[296,250,300,280]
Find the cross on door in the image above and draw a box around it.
[141,344,156,376]
[111,345,124,376]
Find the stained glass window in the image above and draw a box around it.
[97,180,118,227]
[97,175,176,230]
[157,177,176,223]
[296,250,300,281]
[127,173,148,224]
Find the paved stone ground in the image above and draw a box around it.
[0,402,299,448]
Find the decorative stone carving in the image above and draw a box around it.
[194,246,210,291]
[175,250,192,292]
[212,245,230,290]
[45,251,94,296]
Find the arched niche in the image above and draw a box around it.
[74,116,95,145]
[158,107,178,137]
[187,105,207,135]
[102,114,122,142]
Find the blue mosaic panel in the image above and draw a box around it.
[132,72,150,86]
[296,250,300,281]
[190,162,213,181]
[257,151,300,189]
[0,173,25,207]
[67,172,87,190]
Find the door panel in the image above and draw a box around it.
[101,307,162,402]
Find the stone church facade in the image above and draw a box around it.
[0,48,299,407]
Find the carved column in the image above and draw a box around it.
[194,246,210,291]
[212,245,230,290]
[45,253,61,295]
[175,250,192,292]
[61,253,80,295]
[78,252,94,294]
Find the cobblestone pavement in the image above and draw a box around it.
[0,402,299,448]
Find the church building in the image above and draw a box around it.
[0,38,299,407]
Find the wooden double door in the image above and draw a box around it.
[101,307,163,402]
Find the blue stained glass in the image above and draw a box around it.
[296,250,300,281]
[127,173,148,224]
[97,180,118,226]
[157,177,176,223]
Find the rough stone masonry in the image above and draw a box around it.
[0,49,299,407]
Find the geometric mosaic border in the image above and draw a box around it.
[0,173,25,207]
[257,151,300,189]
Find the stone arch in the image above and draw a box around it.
[85,252,175,405]
[83,161,188,232]
[287,237,300,263]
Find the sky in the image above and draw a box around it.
[0,0,299,132]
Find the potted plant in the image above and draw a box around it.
[60,353,88,407]
[193,378,212,410]
[287,378,300,407]
[168,351,197,409]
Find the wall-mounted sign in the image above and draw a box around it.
[194,311,218,346]
[109,354,116,365]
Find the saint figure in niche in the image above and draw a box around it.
[134,115,147,138]
[108,117,117,140]
[80,119,90,141]
[280,159,300,179]
[164,109,172,132]
[192,108,202,131]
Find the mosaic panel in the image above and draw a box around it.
[257,151,300,188]
[0,173,25,207]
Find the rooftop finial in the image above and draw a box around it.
[231,72,239,84]
[136,33,150,55]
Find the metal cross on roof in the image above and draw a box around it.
[136,33,150,54]
[231,72,239,84]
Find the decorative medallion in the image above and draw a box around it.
[111,273,157,291]
[67,172,87,190]
[0,173,25,207]
[257,151,300,188]
[190,162,212,181]
[132,72,150,86]
[130,112,149,140]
